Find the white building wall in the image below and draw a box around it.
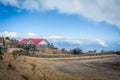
[38,40,48,45]
[27,40,33,44]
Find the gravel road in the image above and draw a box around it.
[49,56,120,80]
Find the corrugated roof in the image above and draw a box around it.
[18,38,49,46]
[30,38,43,46]
[18,39,28,44]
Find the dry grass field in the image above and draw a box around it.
[0,51,110,80]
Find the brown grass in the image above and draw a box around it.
[0,52,108,80]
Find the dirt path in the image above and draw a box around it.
[48,56,120,80]
[26,54,118,60]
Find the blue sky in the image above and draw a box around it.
[0,0,120,51]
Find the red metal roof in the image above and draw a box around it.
[30,38,44,46]
[18,38,49,46]
[18,39,28,44]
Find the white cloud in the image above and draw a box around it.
[95,39,107,47]
[47,36,84,44]
[0,31,18,38]
[0,31,38,39]
[26,33,38,38]
[18,33,39,38]
[48,36,63,39]
[47,35,108,46]
[0,0,18,7]
[0,0,120,28]
[63,39,83,44]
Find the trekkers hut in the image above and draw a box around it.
[18,38,49,50]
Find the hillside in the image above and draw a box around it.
[0,51,109,80]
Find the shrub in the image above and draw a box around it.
[5,37,10,40]
[116,51,120,55]
[30,63,36,71]
[61,48,68,54]
[0,55,3,60]
[7,61,16,71]
[70,48,82,54]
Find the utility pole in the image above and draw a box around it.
[2,34,5,46]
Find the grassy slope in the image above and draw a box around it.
[0,53,108,80]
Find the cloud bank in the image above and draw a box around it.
[1,31,119,52]
[0,0,120,28]
[0,31,108,47]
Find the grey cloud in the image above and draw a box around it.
[0,0,120,28]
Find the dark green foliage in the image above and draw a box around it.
[70,48,82,54]
[5,37,10,40]
[116,51,120,55]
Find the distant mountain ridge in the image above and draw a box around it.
[49,39,120,52]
